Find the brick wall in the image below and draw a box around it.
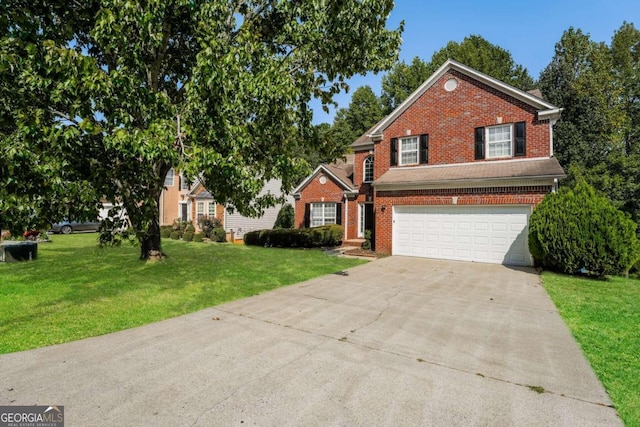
[294,172,346,229]
[373,69,551,179]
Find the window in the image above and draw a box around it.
[400,136,418,165]
[208,202,216,218]
[363,156,374,183]
[311,203,336,227]
[196,201,205,219]
[164,168,174,186]
[180,175,190,190]
[487,125,512,158]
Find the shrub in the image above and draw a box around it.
[197,216,222,239]
[529,180,640,277]
[182,231,194,242]
[362,230,372,250]
[169,231,181,240]
[185,224,195,233]
[273,203,295,229]
[193,232,205,243]
[244,225,343,248]
[211,227,226,242]
[160,228,172,238]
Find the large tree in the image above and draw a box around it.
[539,24,640,222]
[0,1,402,259]
[381,35,535,113]
[328,85,384,149]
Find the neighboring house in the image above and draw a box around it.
[160,169,292,238]
[224,179,295,240]
[293,59,565,266]
[159,169,223,231]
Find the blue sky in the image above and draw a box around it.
[310,0,640,124]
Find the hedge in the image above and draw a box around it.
[244,225,343,248]
[182,231,194,242]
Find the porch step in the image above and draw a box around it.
[343,238,366,248]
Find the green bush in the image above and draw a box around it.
[169,231,181,240]
[160,228,172,238]
[273,203,295,229]
[362,230,372,250]
[193,232,205,242]
[182,231,194,242]
[185,225,195,233]
[244,225,343,248]
[529,180,640,277]
[211,227,226,242]
[197,216,222,239]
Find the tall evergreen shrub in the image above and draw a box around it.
[529,180,640,276]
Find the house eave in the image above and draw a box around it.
[372,175,564,191]
[537,107,563,121]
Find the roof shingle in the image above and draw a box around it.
[374,158,565,187]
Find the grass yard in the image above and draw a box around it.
[542,272,640,427]
[0,233,366,355]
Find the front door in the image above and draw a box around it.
[358,203,375,246]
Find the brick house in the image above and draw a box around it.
[293,60,565,266]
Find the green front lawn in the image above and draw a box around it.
[0,234,366,354]
[542,272,640,427]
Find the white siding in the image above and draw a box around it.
[225,179,295,239]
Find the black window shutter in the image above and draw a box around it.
[515,121,526,157]
[390,138,398,166]
[474,127,485,160]
[420,134,429,164]
[335,203,342,225]
[304,203,310,228]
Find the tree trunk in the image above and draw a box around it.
[139,217,163,261]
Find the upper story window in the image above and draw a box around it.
[164,168,174,186]
[475,122,526,160]
[390,135,429,166]
[180,174,191,190]
[487,125,512,158]
[363,156,374,183]
[400,137,419,165]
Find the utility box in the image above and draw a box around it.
[0,241,38,262]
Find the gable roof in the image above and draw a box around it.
[292,162,356,195]
[374,157,565,189]
[367,59,561,141]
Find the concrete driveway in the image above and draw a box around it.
[0,257,621,426]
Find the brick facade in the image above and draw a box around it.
[295,61,562,259]
[294,171,348,229]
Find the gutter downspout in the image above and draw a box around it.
[550,118,558,157]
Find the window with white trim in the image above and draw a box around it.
[400,136,418,165]
[196,201,205,219]
[363,156,374,183]
[208,201,216,218]
[164,168,174,186]
[487,125,512,158]
[180,174,190,190]
[311,203,336,227]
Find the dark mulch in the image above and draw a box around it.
[343,248,377,258]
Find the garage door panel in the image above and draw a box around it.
[393,206,531,266]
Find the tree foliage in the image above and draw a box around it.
[539,23,640,221]
[381,35,535,113]
[529,180,640,277]
[0,0,402,259]
[327,85,383,151]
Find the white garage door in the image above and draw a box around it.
[393,205,532,266]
